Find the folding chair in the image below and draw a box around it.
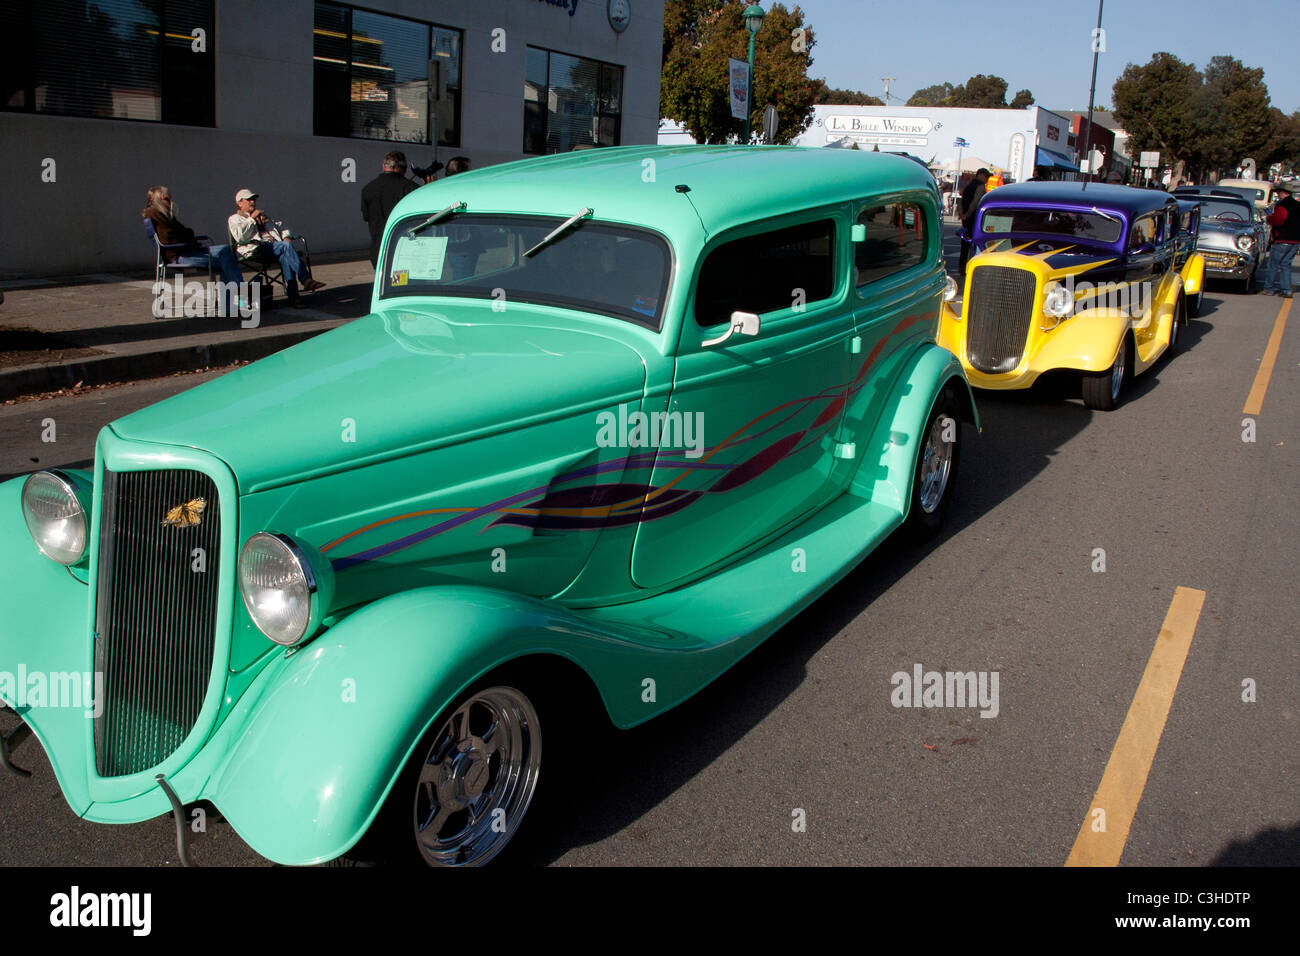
[145,218,218,318]
[230,229,313,307]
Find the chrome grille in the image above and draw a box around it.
[94,468,220,777]
[966,266,1038,374]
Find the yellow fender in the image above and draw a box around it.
[1180,253,1204,296]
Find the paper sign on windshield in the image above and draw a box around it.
[391,235,450,281]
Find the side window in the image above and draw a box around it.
[855,201,927,287]
[1128,214,1157,251]
[695,219,835,326]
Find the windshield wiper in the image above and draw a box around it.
[524,207,594,258]
[409,201,466,235]
[1091,206,1121,224]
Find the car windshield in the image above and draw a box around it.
[380,214,672,329]
[1199,201,1251,221]
[979,206,1123,243]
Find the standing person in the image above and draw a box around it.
[444,156,472,177]
[228,189,324,309]
[1261,180,1300,298]
[361,151,419,267]
[957,168,990,277]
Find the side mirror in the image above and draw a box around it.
[702,311,761,348]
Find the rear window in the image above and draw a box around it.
[380,214,671,329]
[695,219,836,326]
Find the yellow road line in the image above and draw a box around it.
[1243,298,1291,415]
[1065,587,1206,867]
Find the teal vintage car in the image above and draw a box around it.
[0,146,977,866]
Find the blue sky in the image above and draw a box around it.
[789,0,1299,114]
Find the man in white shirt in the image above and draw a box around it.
[228,188,324,307]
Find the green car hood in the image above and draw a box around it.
[110,306,648,491]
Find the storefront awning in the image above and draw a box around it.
[1036,146,1078,171]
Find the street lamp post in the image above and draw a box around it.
[743,3,765,144]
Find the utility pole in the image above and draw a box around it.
[1081,0,1104,184]
[881,76,896,104]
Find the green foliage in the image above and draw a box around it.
[811,79,883,106]
[1261,108,1300,172]
[661,1,818,144]
[1112,52,1277,180]
[948,74,1008,108]
[906,77,1028,109]
[907,83,954,107]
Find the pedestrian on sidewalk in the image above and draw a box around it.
[957,168,990,277]
[1261,180,1300,298]
[361,151,419,268]
[142,186,243,288]
[229,189,324,309]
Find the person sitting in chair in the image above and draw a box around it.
[143,186,243,287]
[228,188,324,308]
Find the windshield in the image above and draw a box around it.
[380,214,672,329]
[1199,200,1252,222]
[979,206,1123,244]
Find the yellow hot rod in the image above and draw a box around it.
[939,182,1204,410]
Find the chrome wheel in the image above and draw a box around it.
[413,685,541,866]
[918,411,954,514]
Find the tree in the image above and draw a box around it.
[1261,108,1300,174]
[949,74,1008,108]
[661,1,818,144]
[1201,56,1272,171]
[810,79,883,106]
[1112,53,1204,179]
[907,83,954,107]
[1010,89,1035,108]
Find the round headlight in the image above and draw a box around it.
[239,532,327,646]
[1235,235,1254,252]
[22,471,87,565]
[1043,283,1073,318]
[943,275,958,302]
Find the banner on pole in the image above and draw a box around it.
[729,59,749,121]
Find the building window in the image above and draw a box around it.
[1,0,215,126]
[524,47,623,154]
[313,2,461,146]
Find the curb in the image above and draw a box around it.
[0,328,331,401]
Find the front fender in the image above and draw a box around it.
[851,343,977,514]
[1029,309,1130,375]
[1181,252,1205,295]
[204,585,625,865]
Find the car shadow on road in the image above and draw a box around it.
[1210,819,1300,865]
[511,391,1097,865]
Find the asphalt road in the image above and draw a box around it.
[0,281,1297,868]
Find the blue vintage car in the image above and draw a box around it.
[1,147,976,866]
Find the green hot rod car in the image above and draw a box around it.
[1,146,976,866]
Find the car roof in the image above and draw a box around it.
[1172,187,1253,205]
[388,146,939,239]
[981,181,1175,216]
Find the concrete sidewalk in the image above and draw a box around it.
[0,252,375,401]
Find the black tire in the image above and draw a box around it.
[905,386,961,536]
[1188,286,1202,318]
[1167,294,1184,356]
[1082,334,1127,411]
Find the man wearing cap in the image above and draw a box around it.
[228,189,324,308]
[1262,180,1300,298]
